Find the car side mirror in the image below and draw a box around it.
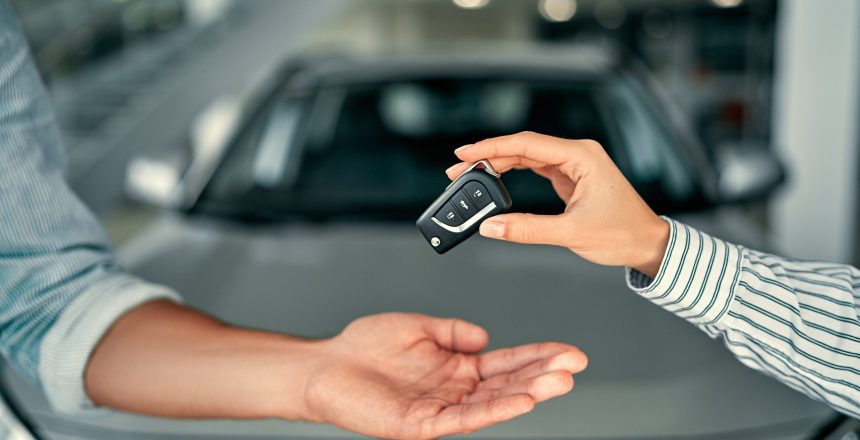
[124,94,244,209]
[716,142,787,204]
[124,154,186,209]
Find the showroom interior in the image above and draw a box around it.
[2,0,859,439]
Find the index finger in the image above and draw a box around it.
[445,156,546,180]
[455,131,589,166]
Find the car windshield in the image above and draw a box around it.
[196,71,707,221]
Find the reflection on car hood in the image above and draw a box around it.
[2,209,832,439]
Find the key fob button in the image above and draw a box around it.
[416,160,512,254]
[451,190,476,219]
[464,181,491,209]
[434,202,464,227]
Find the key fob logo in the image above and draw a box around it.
[446,211,455,220]
[459,200,469,210]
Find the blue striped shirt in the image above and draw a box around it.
[0,2,180,427]
[628,218,860,418]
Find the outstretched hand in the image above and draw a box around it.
[304,313,587,439]
[446,131,670,278]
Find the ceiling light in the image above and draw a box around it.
[711,0,744,8]
[452,0,490,10]
[539,0,577,22]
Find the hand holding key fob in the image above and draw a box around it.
[416,160,512,254]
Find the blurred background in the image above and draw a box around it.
[3,0,859,438]
[8,0,857,266]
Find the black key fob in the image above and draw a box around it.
[417,160,512,254]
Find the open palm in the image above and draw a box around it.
[304,313,587,439]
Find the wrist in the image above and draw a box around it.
[267,336,329,422]
[630,216,670,278]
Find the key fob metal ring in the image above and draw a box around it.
[416,160,512,254]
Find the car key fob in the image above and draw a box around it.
[416,160,512,254]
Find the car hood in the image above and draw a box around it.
[4,209,833,439]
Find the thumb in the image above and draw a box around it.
[421,316,489,353]
[479,213,570,247]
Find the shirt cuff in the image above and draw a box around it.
[38,273,182,413]
[625,217,743,325]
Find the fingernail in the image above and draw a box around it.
[454,144,472,153]
[445,163,460,175]
[480,220,505,238]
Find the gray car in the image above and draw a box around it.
[1,46,845,439]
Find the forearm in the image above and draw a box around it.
[628,218,860,417]
[719,247,860,417]
[449,132,860,417]
[85,300,323,420]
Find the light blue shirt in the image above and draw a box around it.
[0,2,180,426]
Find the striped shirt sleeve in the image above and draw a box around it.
[626,217,860,418]
[0,5,182,414]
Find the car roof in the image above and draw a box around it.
[283,43,623,87]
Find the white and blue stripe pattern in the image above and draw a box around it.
[628,217,860,418]
[0,3,180,417]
